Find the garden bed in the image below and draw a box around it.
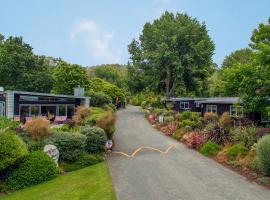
[144,108,270,189]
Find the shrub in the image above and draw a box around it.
[0,117,19,131]
[206,125,231,145]
[141,101,147,109]
[24,117,50,140]
[231,126,257,149]
[164,116,174,123]
[103,103,116,112]
[256,128,270,138]
[172,128,185,140]
[84,107,105,126]
[226,144,248,160]
[185,131,205,149]
[203,112,218,124]
[63,119,76,128]
[45,132,86,162]
[19,132,45,152]
[179,111,201,129]
[72,106,91,125]
[5,151,58,191]
[89,92,111,107]
[96,111,116,139]
[81,126,107,153]
[219,112,231,130]
[0,130,28,171]
[257,135,270,175]
[63,153,104,172]
[200,141,221,156]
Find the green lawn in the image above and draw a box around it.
[0,162,116,200]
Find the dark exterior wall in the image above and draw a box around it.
[0,94,6,102]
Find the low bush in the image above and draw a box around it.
[257,135,270,175]
[164,116,174,123]
[200,141,221,156]
[219,112,231,130]
[45,132,86,162]
[81,126,107,153]
[172,128,185,140]
[72,106,91,125]
[206,125,231,145]
[231,126,257,149]
[63,153,104,172]
[256,128,270,138]
[84,107,106,126]
[179,111,201,129]
[63,119,76,128]
[0,130,28,171]
[0,117,19,131]
[185,131,205,150]
[203,112,218,124]
[226,144,248,160]
[103,103,117,112]
[96,111,116,139]
[4,151,58,191]
[89,92,111,107]
[19,132,45,152]
[24,117,50,140]
[141,101,148,109]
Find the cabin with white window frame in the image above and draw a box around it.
[0,87,90,123]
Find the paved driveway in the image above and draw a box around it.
[108,106,270,200]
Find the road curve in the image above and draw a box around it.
[108,106,270,200]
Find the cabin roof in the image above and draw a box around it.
[199,97,240,104]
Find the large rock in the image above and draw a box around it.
[44,144,59,166]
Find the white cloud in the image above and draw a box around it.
[70,19,122,64]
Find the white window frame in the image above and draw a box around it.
[206,105,217,113]
[180,102,189,109]
[230,105,243,117]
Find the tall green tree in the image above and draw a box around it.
[128,12,215,98]
[88,64,127,89]
[0,34,54,92]
[221,48,253,69]
[52,62,89,95]
[242,18,270,113]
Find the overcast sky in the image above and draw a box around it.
[0,0,269,67]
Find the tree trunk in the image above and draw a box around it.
[165,66,171,99]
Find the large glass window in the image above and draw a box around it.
[67,105,75,117]
[30,106,39,116]
[58,105,67,116]
[20,105,30,117]
[206,105,217,113]
[230,105,243,117]
[180,102,189,109]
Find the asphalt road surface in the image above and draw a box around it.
[108,106,270,200]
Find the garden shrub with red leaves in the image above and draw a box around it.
[185,131,205,149]
[160,123,177,136]
[256,128,270,138]
[206,125,231,145]
[148,114,156,124]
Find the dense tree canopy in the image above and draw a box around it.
[0,34,54,92]
[128,11,215,98]
[88,77,125,103]
[88,64,127,89]
[52,62,90,95]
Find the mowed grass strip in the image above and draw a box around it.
[1,162,116,200]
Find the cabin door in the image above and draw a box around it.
[0,102,5,116]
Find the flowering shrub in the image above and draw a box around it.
[185,131,205,149]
